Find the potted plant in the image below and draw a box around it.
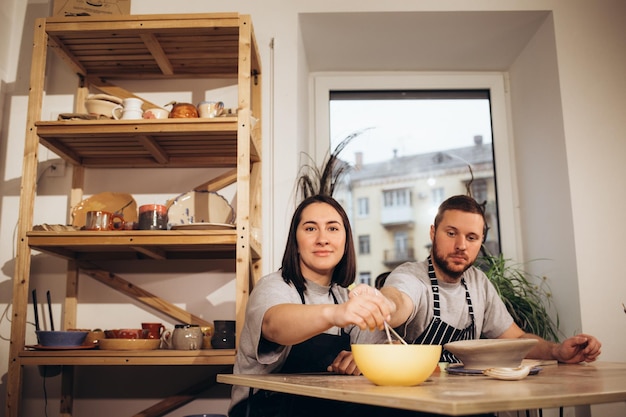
[477,251,561,342]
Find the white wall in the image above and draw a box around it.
[1,0,625,416]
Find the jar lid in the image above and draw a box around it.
[139,204,168,214]
[174,324,199,328]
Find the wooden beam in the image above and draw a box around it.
[79,263,212,327]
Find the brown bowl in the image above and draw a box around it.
[168,102,198,118]
[444,339,538,370]
[104,329,149,339]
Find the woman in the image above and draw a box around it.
[228,194,394,417]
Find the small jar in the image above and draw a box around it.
[138,204,168,230]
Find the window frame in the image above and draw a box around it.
[310,72,521,259]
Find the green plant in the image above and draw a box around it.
[477,252,561,342]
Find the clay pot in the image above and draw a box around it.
[167,102,198,118]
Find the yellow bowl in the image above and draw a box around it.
[352,344,441,386]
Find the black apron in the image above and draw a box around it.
[413,256,476,363]
[230,287,355,417]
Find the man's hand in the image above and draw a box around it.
[554,334,602,364]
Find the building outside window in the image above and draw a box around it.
[329,89,499,280]
[358,272,372,286]
[357,197,369,217]
[358,235,371,255]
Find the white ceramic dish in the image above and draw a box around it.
[167,191,235,228]
[170,223,236,230]
[444,339,538,370]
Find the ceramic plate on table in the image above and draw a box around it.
[98,339,160,351]
[167,191,235,229]
[25,344,96,350]
[71,192,138,228]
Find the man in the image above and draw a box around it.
[380,195,601,364]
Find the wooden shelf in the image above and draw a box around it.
[27,230,261,261]
[19,349,236,366]
[7,12,262,417]
[44,13,257,80]
[36,118,261,168]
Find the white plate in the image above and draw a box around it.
[171,223,236,230]
[167,191,235,228]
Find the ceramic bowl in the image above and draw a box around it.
[351,344,441,386]
[36,330,89,347]
[84,99,118,118]
[143,108,170,119]
[444,339,538,370]
[99,338,160,350]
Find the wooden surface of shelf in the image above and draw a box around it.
[44,13,258,80]
[27,230,243,261]
[19,348,236,366]
[35,118,261,168]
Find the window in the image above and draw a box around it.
[358,235,370,255]
[357,197,369,217]
[383,188,412,208]
[312,73,520,278]
[431,187,444,206]
[358,272,372,286]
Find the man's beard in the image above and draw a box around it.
[431,239,474,280]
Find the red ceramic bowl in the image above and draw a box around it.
[104,328,149,339]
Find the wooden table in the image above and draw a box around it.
[217,362,626,416]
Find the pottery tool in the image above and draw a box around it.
[32,289,40,331]
[46,290,54,331]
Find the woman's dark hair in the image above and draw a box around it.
[433,195,489,240]
[281,194,356,294]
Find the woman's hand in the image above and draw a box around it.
[327,350,361,375]
[330,284,395,331]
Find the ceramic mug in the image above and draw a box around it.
[197,101,224,118]
[211,320,235,349]
[141,322,165,339]
[85,210,125,231]
[113,97,144,120]
[170,324,202,350]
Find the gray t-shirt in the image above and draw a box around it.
[230,270,374,409]
[364,259,513,344]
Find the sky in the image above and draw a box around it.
[330,99,493,165]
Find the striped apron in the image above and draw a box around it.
[413,256,476,363]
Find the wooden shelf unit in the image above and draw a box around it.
[7,13,262,417]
